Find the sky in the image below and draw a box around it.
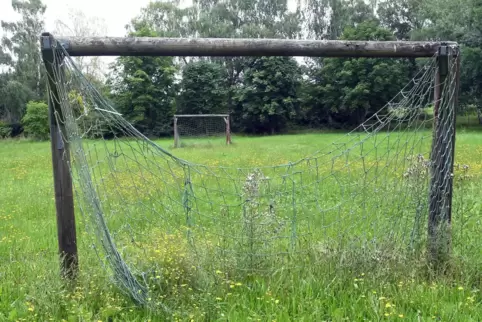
[0,0,299,72]
[0,0,181,72]
[0,0,297,37]
[0,0,155,37]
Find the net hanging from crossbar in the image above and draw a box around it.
[44,41,461,308]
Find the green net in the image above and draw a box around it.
[174,114,232,148]
[42,40,470,309]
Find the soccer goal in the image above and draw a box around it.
[40,33,464,308]
[173,114,232,148]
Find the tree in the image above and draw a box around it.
[459,46,482,124]
[190,0,303,113]
[308,20,411,126]
[1,0,47,99]
[191,0,301,39]
[413,0,482,123]
[177,61,228,114]
[298,0,377,41]
[133,1,193,38]
[1,0,47,127]
[0,78,35,124]
[21,100,49,140]
[128,1,194,70]
[234,57,301,134]
[53,8,109,81]
[377,0,427,41]
[122,0,304,134]
[460,0,482,123]
[109,27,178,137]
[109,3,193,137]
[299,0,378,96]
[410,0,472,41]
[330,0,375,39]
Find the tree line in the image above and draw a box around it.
[1,0,482,139]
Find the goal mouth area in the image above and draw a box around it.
[39,33,469,310]
[39,34,461,166]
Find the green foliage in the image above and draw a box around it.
[0,121,12,138]
[178,61,228,114]
[192,0,301,39]
[0,0,47,127]
[300,0,376,41]
[110,27,178,137]
[377,0,426,40]
[234,57,302,134]
[5,0,482,143]
[21,101,49,140]
[460,47,482,111]
[132,1,192,38]
[1,0,47,99]
[107,0,482,136]
[305,20,411,126]
[189,0,302,115]
[0,78,36,123]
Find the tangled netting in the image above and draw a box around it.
[43,40,464,307]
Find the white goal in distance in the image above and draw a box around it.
[173,114,232,148]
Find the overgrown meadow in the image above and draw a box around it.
[0,130,481,321]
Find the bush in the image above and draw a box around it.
[0,121,12,138]
[22,101,49,140]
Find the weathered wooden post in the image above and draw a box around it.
[428,44,459,269]
[173,116,179,148]
[225,115,232,145]
[54,37,457,58]
[40,32,78,279]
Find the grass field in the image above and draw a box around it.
[0,130,481,321]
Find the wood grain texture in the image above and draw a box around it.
[52,36,458,58]
[42,33,78,279]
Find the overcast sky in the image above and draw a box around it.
[0,0,297,36]
[0,0,191,71]
[0,0,299,72]
[0,0,155,37]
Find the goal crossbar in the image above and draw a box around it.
[174,114,229,118]
[41,33,459,58]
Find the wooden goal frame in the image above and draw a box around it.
[39,32,460,278]
[173,114,232,148]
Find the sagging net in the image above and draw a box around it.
[43,41,465,308]
[174,115,231,148]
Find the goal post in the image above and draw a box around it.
[49,36,456,58]
[173,114,232,148]
[39,32,461,289]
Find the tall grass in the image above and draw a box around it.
[0,132,480,321]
